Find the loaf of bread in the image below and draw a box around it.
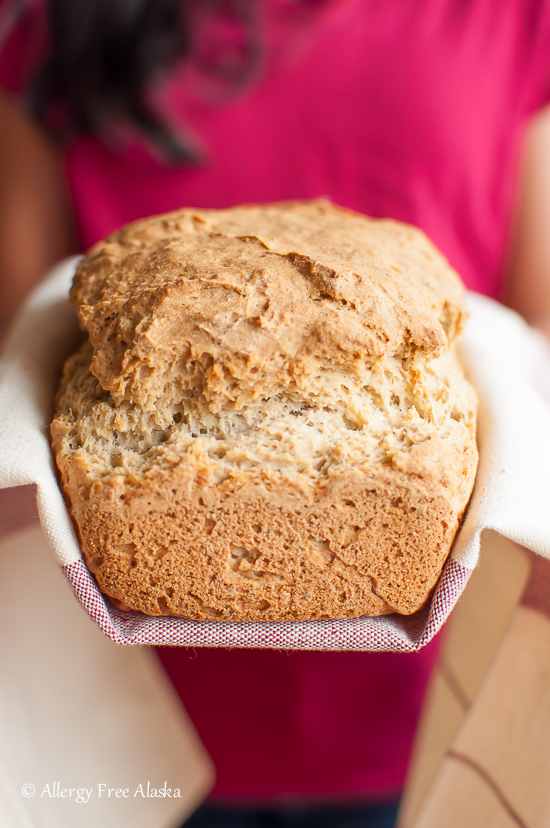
[51,201,478,621]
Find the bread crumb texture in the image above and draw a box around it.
[52,201,478,621]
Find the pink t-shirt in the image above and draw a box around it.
[3,0,550,801]
[65,0,550,299]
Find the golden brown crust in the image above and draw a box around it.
[55,463,461,620]
[52,200,478,621]
[70,200,467,412]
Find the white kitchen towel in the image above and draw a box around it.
[1,259,549,651]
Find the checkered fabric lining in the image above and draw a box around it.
[61,556,472,650]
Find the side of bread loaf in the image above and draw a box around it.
[51,201,478,621]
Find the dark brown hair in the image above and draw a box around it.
[30,0,262,162]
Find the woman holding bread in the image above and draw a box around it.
[1,1,550,826]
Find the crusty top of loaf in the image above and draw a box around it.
[71,200,467,412]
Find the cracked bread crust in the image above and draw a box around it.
[70,200,468,412]
[52,200,478,621]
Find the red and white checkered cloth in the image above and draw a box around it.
[2,259,550,650]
